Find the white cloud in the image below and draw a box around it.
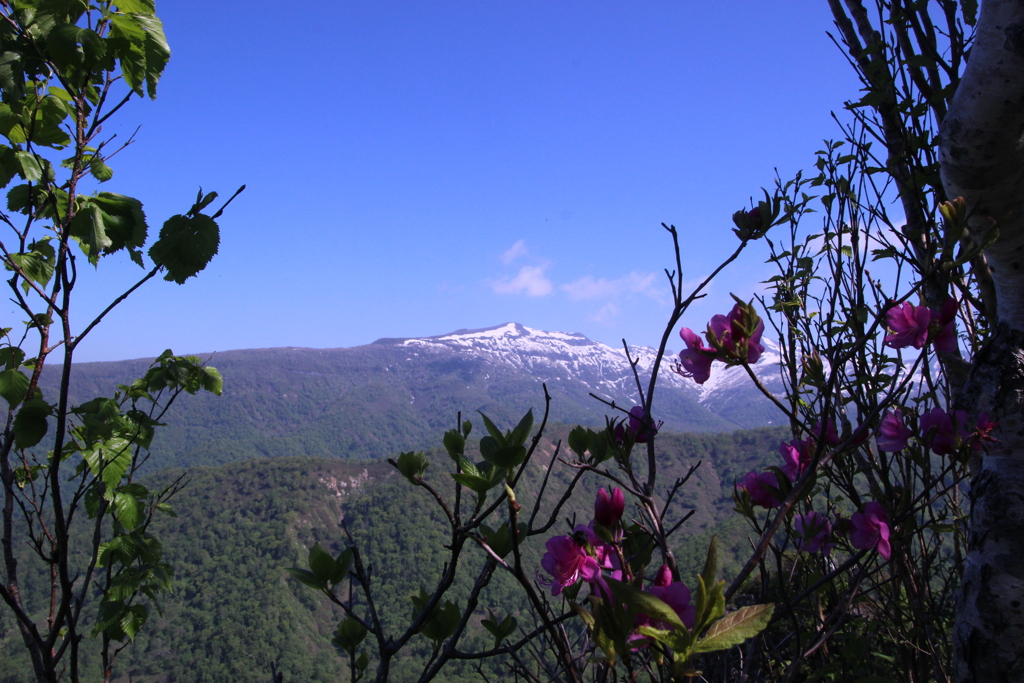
[491,265,554,297]
[500,240,529,265]
[562,272,660,301]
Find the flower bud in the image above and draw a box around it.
[594,487,625,528]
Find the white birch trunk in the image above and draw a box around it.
[941,1,1024,679]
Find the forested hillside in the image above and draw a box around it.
[0,427,785,682]
[37,326,784,471]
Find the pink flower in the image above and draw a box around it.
[970,413,998,448]
[780,439,814,482]
[594,488,625,528]
[740,470,782,509]
[920,407,970,456]
[708,302,765,364]
[627,406,661,443]
[675,328,717,384]
[645,565,696,630]
[931,298,959,354]
[812,420,841,446]
[850,502,891,560]
[876,409,913,451]
[794,511,832,554]
[540,534,602,596]
[884,301,931,350]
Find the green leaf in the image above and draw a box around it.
[477,411,506,444]
[98,436,134,492]
[133,13,169,99]
[89,155,113,182]
[200,366,223,395]
[112,489,142,529]
[443,429,464,460]
[334,617,367,652]
[394,450,428,481]
[479,439,525,469]
[13,398,50,448]
[14,150,41,181]
[568,426,588,457]
[308,542,335,584]
[605,577,685,631]
[0,368,30,407]
[422,600,460,643]
[508,408,534,447]
[287,567,326,590]
[701,536,718,589]
[0,346,25,370]
[0,52,24,99]
[47,23,86,66]
[482,610,517,646]
[113,0,156,13]
[332,547,353,584]
[70,201,111,260]
[7,238,55,291]
[149,213,219,284]
[107,12,169,99]
[91,192,147,253]
[692,603,775,653]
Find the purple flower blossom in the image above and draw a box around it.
[740,470,782,509]
[676,328,717,384]
[594,488,625,528]
[884,301,931,350]
[794,511,832,554]
[627,406,661,443]
[812,420,841,446]
[540,534,602,596]
[780,439,814,482]
[931,298,959,354]
[646,565,696,630]
[877,409,913,451]
[709,302,766,364]
[850,502,892,560]
[920,407,970,456]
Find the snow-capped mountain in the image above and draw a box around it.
[386,322,785,426]
[52,323,786,469]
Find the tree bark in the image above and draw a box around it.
[940,1,1024,680]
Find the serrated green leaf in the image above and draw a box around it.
[47,23,86,66]
[7,238,55,291]
[89,155,113,182]
[113,0,156,12]
[149,213,219,284]
[112,489,142,529]
[200,366,223,395]
[0,368,30,406]
[13,398,50,448]
[14,150,41,181]
[692,603,775,653]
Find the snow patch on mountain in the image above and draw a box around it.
[396,323,783,410]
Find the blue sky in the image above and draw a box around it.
[49,1,863,362]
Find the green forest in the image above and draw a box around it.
[0,426,785,682]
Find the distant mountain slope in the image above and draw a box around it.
[0,426,788,683]
[44,323,784,469]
